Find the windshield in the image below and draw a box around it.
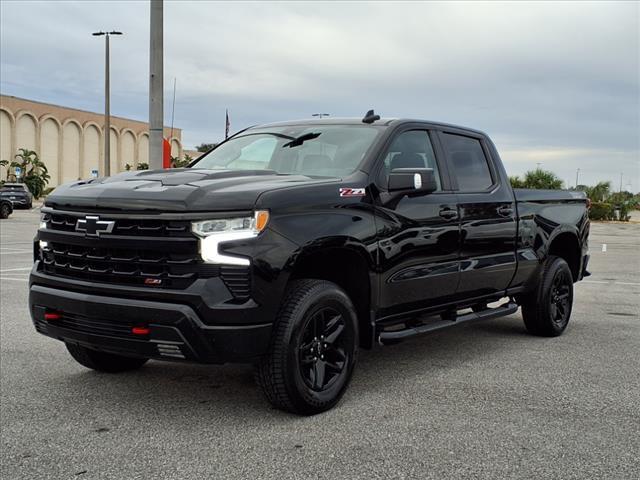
[192,125,382,177]
[1,185,27,193]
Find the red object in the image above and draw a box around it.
[132,326,151,336]
[44,312,62,321]
[163,138,171,168]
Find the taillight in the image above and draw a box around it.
[44,312,62,321]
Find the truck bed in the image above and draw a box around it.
[514,188,587,203]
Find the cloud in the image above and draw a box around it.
[1,0,638,189]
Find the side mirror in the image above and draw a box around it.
[388,168,437,196]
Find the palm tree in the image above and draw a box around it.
[10,148,51,198]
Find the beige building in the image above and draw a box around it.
[0,95,183,187]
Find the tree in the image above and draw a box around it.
[170,154,193,168]
[195,143,217,153]
[509,169,563,190]
[125,163,149,171]
[509,176,525,188]
[582,181,611,202]
[9,149,51,198]
[521,169,563,190]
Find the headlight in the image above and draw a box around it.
[192,210,269,265]
[39,213,47,230]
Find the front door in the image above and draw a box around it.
[373,129,461,318]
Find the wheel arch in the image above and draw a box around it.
[288,244,376,349]
[547,230,581,281]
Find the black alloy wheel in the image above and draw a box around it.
[255,279,358,415]
[521,255,574,337]
[549,269,572,327]
[298,306,350,392]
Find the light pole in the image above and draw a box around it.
[92,31,122,177]
[312,113,330,119]
[149,0,164,170]
[575,168,580,188]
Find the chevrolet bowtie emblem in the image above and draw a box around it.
[76,216,115,237]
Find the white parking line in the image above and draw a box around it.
[583,280,640,287]
[0,276,29,282]
[0,250,32,255]
[0,267,32,273]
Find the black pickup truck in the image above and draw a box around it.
[29,113,590,415]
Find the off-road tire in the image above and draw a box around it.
[521,256,574,337]
[66,343,148,373]
[255,279,359,415]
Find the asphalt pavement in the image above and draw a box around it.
[1,209,639,479]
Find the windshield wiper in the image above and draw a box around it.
[282,132,321,148]
[237,132,296,141]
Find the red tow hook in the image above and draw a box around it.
[44,312,62,321]
[131,326,151,336]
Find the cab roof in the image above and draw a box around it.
[250,117,487,136]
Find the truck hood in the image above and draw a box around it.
[45,168,336,212]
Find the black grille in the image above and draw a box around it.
[43,212,191,237]
[38,209,252,300]
[35,313,136,339]
[41,242,200,289]
[220,267,251,301]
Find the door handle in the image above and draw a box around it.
[497,205,514,217]
[439,208,459,220]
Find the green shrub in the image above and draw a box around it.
[589,202,613,221]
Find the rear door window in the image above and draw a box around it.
[441,133,494,192]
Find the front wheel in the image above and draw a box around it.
[521,256,574,337]
[255,280,359,415]
[66,343,148,373]
[0,204,10,219]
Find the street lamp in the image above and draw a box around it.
[92,30,123,177]
[312,113,330,119]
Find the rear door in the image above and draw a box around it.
[436,130,517,301]
[373,127,461,318]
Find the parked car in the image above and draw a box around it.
[0,198,13,219]
[29,112,590,415]
[0,183,33,209]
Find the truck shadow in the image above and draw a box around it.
[52,316,531,423]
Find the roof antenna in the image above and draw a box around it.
[362,109,380,124]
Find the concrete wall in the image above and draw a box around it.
[0,95,183,187]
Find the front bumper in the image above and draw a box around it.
[29,284,272,364]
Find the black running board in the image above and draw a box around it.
[378,302,519,344]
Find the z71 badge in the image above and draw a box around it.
[339,187,366,197]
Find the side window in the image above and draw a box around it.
[379,130,442,190]
[441,133,493,191]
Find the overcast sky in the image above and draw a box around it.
[1,1,638,190]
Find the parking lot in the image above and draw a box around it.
[1,209,638,480]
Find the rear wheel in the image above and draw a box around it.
[521,256,574,337]
[0,204,10,219]
[255,280,358,415]
[66,343,148,373]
